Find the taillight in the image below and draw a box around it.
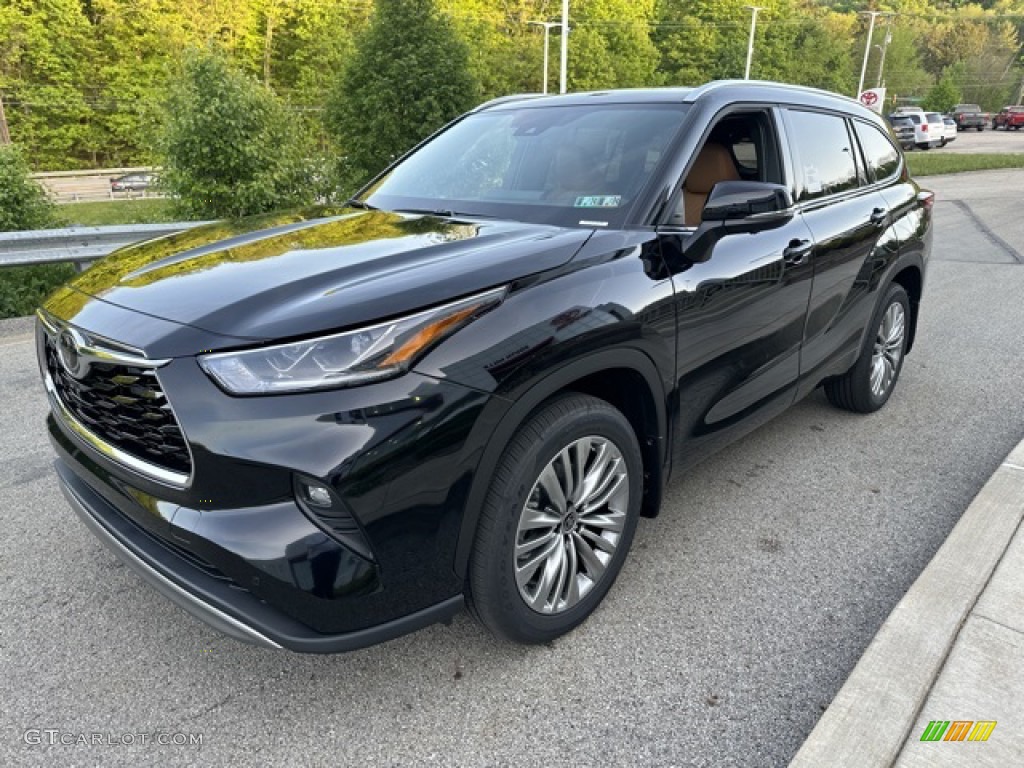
[921,124,928,132]
[917,191,935,211]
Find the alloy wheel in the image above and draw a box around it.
[870,302,906,398]
[514,436,630,615]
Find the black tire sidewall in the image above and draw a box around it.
[857,283,911,410]
[469,395,643,643]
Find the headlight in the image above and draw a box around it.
[198,287,506,394]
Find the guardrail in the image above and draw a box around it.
[0,222,209,269]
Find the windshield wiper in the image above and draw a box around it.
[393,208,497,219]
[343,198,377,210]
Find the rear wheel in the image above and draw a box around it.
[825,283,910,414]
[467,394,643,643]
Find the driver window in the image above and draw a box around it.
[668,111,782,227]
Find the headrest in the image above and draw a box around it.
[684,143,740,195]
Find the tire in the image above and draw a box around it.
[467,393,643,643]
[825,283,910,414]
[976,126,984,132]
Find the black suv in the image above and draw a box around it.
[38,81,933,652]
[886,114,916,150]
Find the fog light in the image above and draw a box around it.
[293,475,375,561]
[299,479,334,508]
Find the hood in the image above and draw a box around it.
[64,207,590,343]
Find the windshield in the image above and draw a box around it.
[362,102,689,229]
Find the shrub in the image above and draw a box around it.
[0,144,56,232]
[156,49,316,220]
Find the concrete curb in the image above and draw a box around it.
[790,436,1024,767]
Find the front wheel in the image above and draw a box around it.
[467,394,643,643]
[825,283,910,413]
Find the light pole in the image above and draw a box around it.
[857,11,882,98]
[743,6,764,80]
[528,21,560,94]
[559,0,569,94]
[876,23,893,89]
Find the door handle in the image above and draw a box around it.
[870,207,889,228]
[783,238,813,267]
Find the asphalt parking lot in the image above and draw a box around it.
[923,125,1024,153]
[2,171,1023,768]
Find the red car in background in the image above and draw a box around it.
[993,107,1024,130]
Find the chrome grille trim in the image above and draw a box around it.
[38,311,193,489]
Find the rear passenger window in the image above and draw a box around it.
[854,121,900,182]
[786,110,859,202]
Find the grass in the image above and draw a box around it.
[906,152,1024,177]
[55,197,180,226]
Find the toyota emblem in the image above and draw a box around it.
[57,328,91,379]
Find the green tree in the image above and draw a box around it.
[156,49,314,219]
[0,144,55,231]
[923,66,962,112]
[0,0,96,169]
[569,0,661,90]
[325,0,480,191]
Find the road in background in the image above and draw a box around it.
[31,168,158,204]
[1,172,1022,767]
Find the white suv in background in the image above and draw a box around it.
[923,112,954,147]
[939,116,958,146]
[894,109,942,150]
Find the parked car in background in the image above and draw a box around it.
[896,111,941,149]
[948,104,988,131]
[887,114,916,150]
[992,106,1024,130]
[941,117,958,146]
[924,113,954,147]
[110,173,156,193]
[38,81,934,652]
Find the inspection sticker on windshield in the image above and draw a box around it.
[574,195,621,208]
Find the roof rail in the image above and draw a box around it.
[472,93,545,112]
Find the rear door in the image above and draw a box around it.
[781,108,900,397]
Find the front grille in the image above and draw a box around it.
[44,335,192,477]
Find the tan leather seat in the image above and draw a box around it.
[682,143,740,226]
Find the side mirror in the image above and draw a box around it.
[702,181,795,226]
[664,181,796,267]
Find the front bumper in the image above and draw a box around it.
[39,300,501,651]
[57,459,464,651]
[54,444,467,653]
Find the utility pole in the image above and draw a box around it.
[559,0,569,94]
[857,11,881,98]
[743,7,764,80]
[0,91,10,145]
[528,21,560,94]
